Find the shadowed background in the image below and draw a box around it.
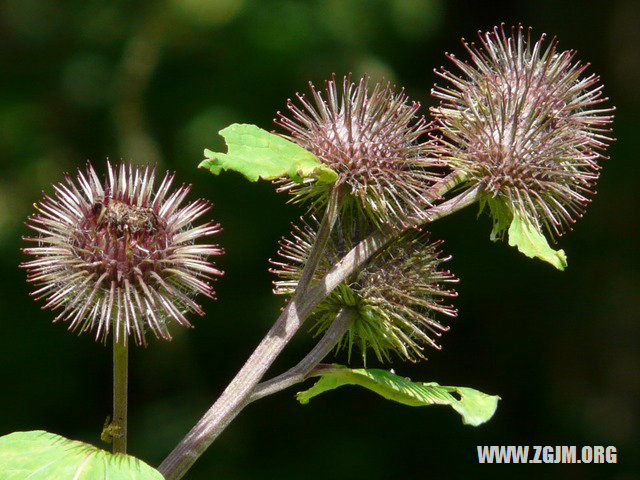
[1,1,638,479]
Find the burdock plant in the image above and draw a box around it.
[1,24,613,480]
[20,161,222,455]
[271,219,458,362]
[275,75,441,228]
[431,24,614,268]
[22,162,223,346]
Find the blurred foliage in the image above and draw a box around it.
[0,1,638,479]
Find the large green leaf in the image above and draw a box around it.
[297,365,499,426]
[200,123,338,184]
[0,431,163,480]
[507,212,567,270]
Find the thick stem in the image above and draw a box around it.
[112,337,128,454]
[250,307,356,403]
[158,186,342,479]
[158,181,481,479]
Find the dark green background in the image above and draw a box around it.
[1,1,638,479]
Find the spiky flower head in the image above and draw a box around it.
[21,162,223,345]
[431,24,614,239]
[271,219,457,362]
[276,74,441,228]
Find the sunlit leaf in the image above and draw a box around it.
[297,365,499,426]
[200,123,338,184]
[507,212,567,270]
[480,196,567,270]
[0,431,163,480]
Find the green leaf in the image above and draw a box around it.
[200,123,338,184]
[507,213,567,270]
[297,365,499,426]
[0,431,163,480]
[479,195,567,270]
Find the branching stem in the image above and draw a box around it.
[158,185,343,479]
[158,177,480,480]
[250,307,356,403]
